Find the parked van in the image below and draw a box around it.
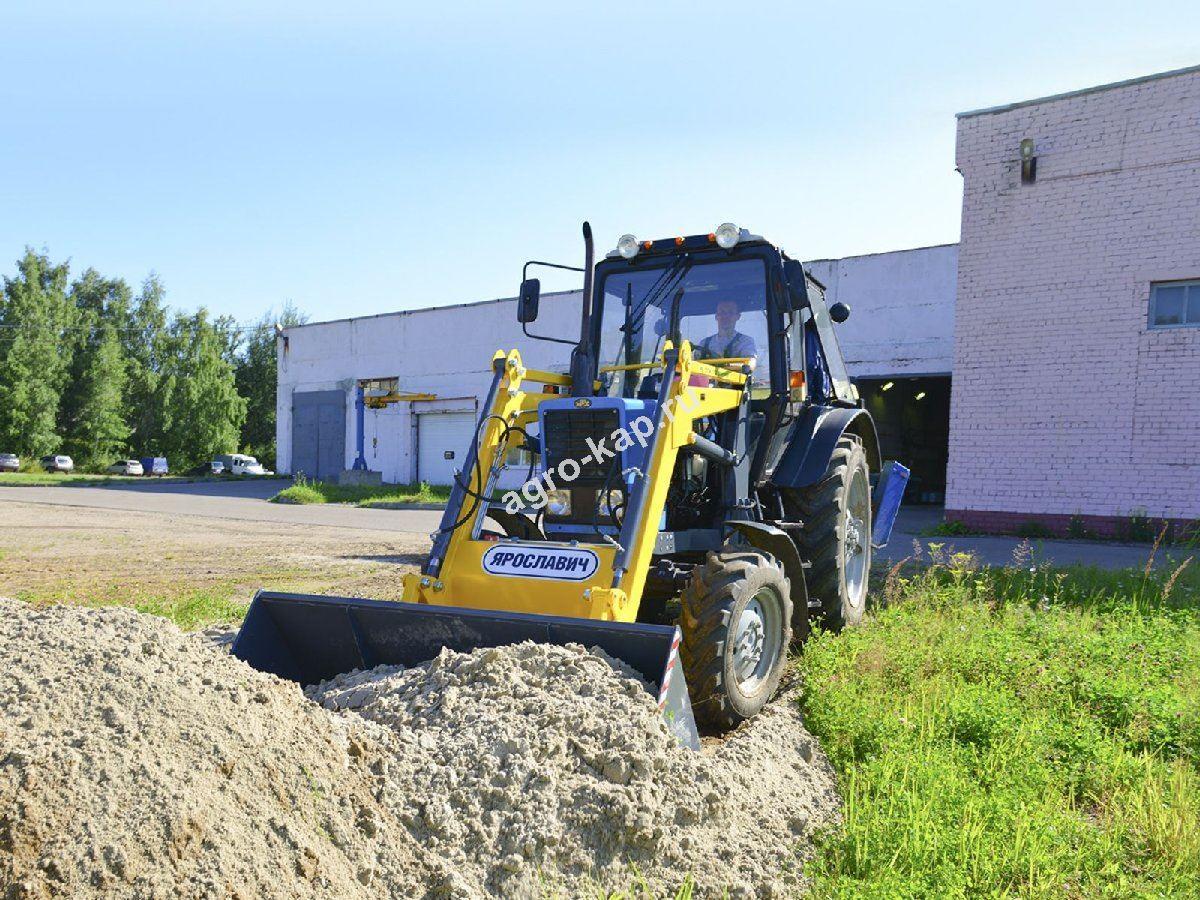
[216,454,273,476]
[139,457,169,476]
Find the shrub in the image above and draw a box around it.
[924,519,978,537]
[1067,514,1096,540]
[1014,520,1055,539]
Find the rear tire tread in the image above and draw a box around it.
[787,436,871,630]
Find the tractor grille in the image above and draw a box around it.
[542,408,620,486]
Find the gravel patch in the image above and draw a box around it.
[1,599,839,898]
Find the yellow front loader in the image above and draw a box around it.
[232,223,909,748]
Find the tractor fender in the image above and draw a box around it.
[727,520,810,641]
[768,404,881,490]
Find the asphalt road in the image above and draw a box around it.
[0,479,1174,570]
[0,479,445,534]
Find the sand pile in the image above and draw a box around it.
[311,643,839,896]
[0,599,438,899]
[1,599,839,899]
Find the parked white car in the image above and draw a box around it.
[107,459,144,476]
[40,455,74,473]
[0,453,19,473]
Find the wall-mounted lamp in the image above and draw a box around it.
[914,391,927,400]
[881,381,895,392]
[1020,138,1037,184]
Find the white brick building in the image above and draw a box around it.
[277,244,957,491]
[278,65,1200,536]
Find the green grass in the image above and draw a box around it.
[0,471,283,487]
[16,581,252,630]
[0,471,145,486]
[271,477,450,507]
[923,514,1200,546]
[799,547,1200,898]
[12,565,376,631]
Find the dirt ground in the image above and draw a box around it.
[0,500,432,622]
[1,500,842,897]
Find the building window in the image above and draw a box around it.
[1149,281,1200,329]
[361,376,399,396]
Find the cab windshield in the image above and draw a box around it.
[596,257,768,397]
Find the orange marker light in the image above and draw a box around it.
[542,384,560,394]
[707,233,717,243]
[642,240,653,250]
[789,370,806,389]
[675,236,685,246]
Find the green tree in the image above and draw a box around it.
[160,309,247,467]
[1,251,289,471]
[123,275,173,455]
[60,269,133,465]
[214,313,242,369]
[0,250,75,456]
[235,302,306,468]
[68,324,130,466]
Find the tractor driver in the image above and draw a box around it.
[695,299,757,372]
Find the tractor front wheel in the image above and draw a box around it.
[679,550,792,731]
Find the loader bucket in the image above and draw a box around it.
[231,591,700,750]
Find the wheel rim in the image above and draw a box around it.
[732,588,783,694]
[844,466,871,609]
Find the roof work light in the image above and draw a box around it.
[714,222,740,249]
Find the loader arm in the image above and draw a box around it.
[401,341,749,623]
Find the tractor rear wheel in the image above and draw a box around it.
[788,435,872,630]
[679,550,792,731]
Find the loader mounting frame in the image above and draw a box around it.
[402,340,753,624]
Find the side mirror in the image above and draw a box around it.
[782,259,809,311]
[829,301,851,323]
[517,278,540,323]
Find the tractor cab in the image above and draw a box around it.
[593,250,772,399]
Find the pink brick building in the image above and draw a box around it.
[947,65,1200,538]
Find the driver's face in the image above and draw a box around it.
[715,301,740,331]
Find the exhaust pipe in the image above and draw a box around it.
[570,221,596,397]
[579,221,594,344]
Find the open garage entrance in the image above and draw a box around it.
[855,376,951,504]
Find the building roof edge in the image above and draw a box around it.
[956,63,1200,119]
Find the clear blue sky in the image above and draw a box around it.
[2,1,1197,324]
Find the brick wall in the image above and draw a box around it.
[947,68,1200,532]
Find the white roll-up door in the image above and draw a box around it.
[416,411,478,485]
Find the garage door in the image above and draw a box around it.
[291,390,346,481]
[417,411,477,486]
